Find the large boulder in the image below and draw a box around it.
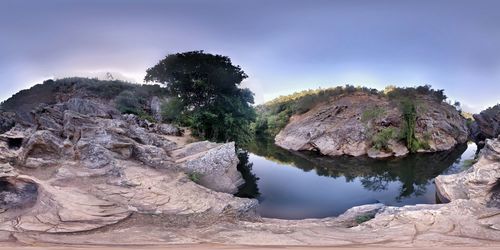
[150,96,162,122]
[174,142,244,194]
[471,104,500,143]
[435,136,500,204]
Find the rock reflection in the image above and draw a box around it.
[241,137,467,202]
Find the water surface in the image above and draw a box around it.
[237,139,476,219]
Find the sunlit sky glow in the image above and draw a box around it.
[1,0,500,112]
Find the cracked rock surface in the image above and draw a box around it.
[275,92,468,158]
[0,95,498,247]
[0,98,252,235]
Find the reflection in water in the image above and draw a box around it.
[236,150,260,198]
[236,137,475,219]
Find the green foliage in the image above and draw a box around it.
[187,172,203,183]
[161,97,184,122]
[461,159,477,170]
[145,51,255,145]
[355,214,375,224]
[371,127,396,151]
[115,90,142,114]
[138,112,156,123]
[362,106,385,123]
[400,99,418,152]
[386,84,447,103]
[114,85,169,121]
[253,84,448,138]
[0,77,167,123]
[254,85,380,137]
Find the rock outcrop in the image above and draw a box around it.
[435,136,500,204]
[0,112,16,134]
[471,104,500,144]
[150,96,163,122]
[275,92,468,158]
[1,81,499,248]
[0,96,253,234]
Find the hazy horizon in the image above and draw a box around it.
[1,0,500,112]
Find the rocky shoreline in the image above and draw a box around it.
[0,84,498,247]
[275,92,469,158]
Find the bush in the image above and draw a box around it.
[361,106,385,123]
[400,99,418,152]
[187,172,203,183]
[115,90,142,115]
[355,214,375,224]
[161,97,184,122]
[371,127,396,151]
[462,159,477,169]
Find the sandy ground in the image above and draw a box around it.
[1,245,500,250]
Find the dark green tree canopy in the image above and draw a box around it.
[145,51,255,145]
[145,50,250,108]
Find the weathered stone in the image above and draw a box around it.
[133,144,173,169]
[0,112,16,134]
[150,96,162,122]
[177,142,244,194]
[276,92,468,158]
[472,104,500,143]
[170,141,218,159]
[18,130,64,167]
[64,98,117,118]
[155,123,182,136]
[435,136,500,203]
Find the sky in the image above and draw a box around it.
[1,0,499,112]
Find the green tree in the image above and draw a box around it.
[145,51,255,145]
[400,99,418,152]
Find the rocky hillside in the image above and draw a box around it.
[0,78,167,124]
[435,136,500,205]
[471,104,500,144]
[0,93,255,233]
[268,86,468,158]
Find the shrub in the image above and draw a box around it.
[187,172,203,183]
[371,127,396,151]
[137,112,156,123]
[400,99,418,152]
[361,106,385,123]
[161,97,184,122]
[115,90,142,115]
[355,214,375,224]
[461,159,477,169]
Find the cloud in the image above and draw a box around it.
[1,0,499,112]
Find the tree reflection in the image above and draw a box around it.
[242,137,467,202]
[235,149,260,199]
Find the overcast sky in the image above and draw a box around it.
[1,0,499,112]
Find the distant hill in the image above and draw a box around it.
[0,77,167,123]
[253,85,448,137]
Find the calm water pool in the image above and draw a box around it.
[237,140,477,219]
